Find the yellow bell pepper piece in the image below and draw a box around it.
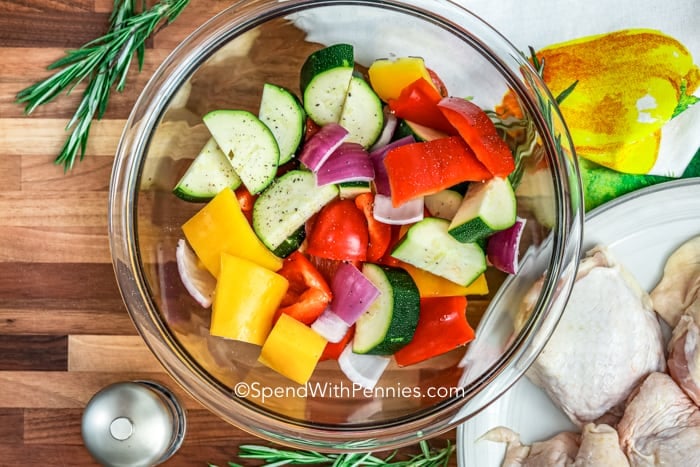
[401,262,489,297]
[258,314,327,385]
[368,57,438,102]
[536,29,699,174]
[210,254,288,345]
[182,188,282,277]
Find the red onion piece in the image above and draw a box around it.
[368,135,415,196]
[329,262,381,325]
[311,309,350,343]
[298,123,348,171]
[315,142,374,187]
[369,110,398,152]
[175,239,216,308]
[487,217,526,274]
[338,341,391,390]
[373,193,424,225]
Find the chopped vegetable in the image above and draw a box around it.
[258,83,306,165]
[298,123,348,171]
[487,217,527,274]
[369,110,398,152]
[306,199,369,261]
[311,309,350,343]
[394,296,475,367]
[400,262,489,298]
[448,177,517,244]
[275,252,332,325]
[424,189,463,220]
[319,326,354,361]
[300,43,354,125]
[388,78,455,134]
[210,254,289,345]
[259,313,327,385]
[328,262,380,325]
[354,263,420,355]
[338,76,384,148]
[383,136,492,207]
[338,341,391,390]
[175,239,216,308]
[373,193,425,225]
[172,137,242,202]
[354,193,392,261]
[338,180,372,199]
[182,188,283,277]
[368,56,437,102]
[392,217,486,287]
[368,135,415,196]
[252,170,339,251]
[438,97,515,177]
[315,142,374,186]
[202,109,280,194]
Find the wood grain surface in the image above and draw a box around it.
[0,1,460,466]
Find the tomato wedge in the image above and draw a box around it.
[275,252,332,325]
[306,199,369,261]
[394,296,475,366]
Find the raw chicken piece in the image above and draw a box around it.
[668,314,700,405]
[649,235,700,327]
[618,372,700,467]
[483,427,579,467]
[651,236,700,404]
[575,424,629,467]
[523,247,665,426]
[483,424,628,467]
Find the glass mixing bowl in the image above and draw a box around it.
[109,0,583,452]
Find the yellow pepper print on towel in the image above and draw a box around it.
[537,29,699,174]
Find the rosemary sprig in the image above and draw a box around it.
[15,0,190,170]
[210,440,455,467]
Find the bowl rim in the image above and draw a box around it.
[108,0,584,451]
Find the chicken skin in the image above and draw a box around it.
[524,247,666,426]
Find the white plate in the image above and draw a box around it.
[457,178,700,467]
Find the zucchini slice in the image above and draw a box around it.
[300,44,355,125]
[392,217,486,287]
[203,109,280,194]
[448,177,517,243]
[252,170,338,251]
[339,76,384,148]
[258,83,306,165]
[172,137,241,202]
[353,264,420,355]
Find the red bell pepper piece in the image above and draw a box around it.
[319,326,355,361]
[306,199,369,261]
[354,193,392,262]
[427,68,449,97]
[304,117,321,141]
[438,97,515,177]
[394,296,475,367]
[274,252,332,325]
[383,136,492,207]
[388,78,455,134]
[235,186,256,223]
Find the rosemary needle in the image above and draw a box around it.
[209,440,455,467]
[15,0,190,170]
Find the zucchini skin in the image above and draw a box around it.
[355,264,420,355]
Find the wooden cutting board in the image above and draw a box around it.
[0,1,458,465]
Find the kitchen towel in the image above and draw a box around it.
[462,0,699,209]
